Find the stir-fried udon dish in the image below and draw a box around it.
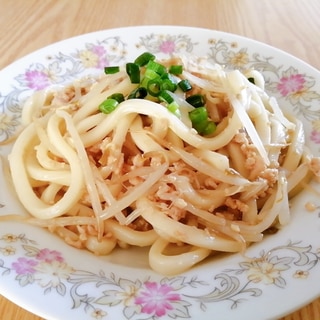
[6,52,320,275]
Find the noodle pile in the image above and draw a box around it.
[7,54,320,275]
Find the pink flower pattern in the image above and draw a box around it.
[310,129,320,144]
[277,73,305,97]
[11,257,37,274]
[159,40,176,54]
[25,70,50,90]
[90,44,109,68]
[1,231,320,320]
[135,282,181,317]
[36,248,64,263]
[91,45,106,56]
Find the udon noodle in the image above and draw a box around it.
[6,53,320,275]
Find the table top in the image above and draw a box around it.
[0,0,319,319]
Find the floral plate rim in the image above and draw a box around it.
[0,26,320,320]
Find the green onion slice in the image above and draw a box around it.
[161,79,177,92]
[169,65,183,75]
[140,69,160,88]
[202,121,217,135]
[126,63,140,83]
[178,79,192,92]
[107,93,125,103]
[99,98,119,114]
[104,66,120,74]
[134,52,155,66]
[189,107,208,123]
[128,87,148,99]
[147,79,162,97]
[146,60,166,76]
[158,91,174,104]
[160,73,177,91]
[167,101,181,118]
[144,68,160,80]
[189,107,210,134]
[186,94,206,108]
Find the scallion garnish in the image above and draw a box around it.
[128,87,148,99]
[126,63,140,83]
[104,66,120,74]
[169,65,183,75]
[189,107,216,135]
[189,107,208,125]
[178,79,192,92]
[147,78,162,97]
[134,52,156,67]
[146,60,167,76]
[100,53,216,136]
[202,121,217,135]
[99,98,119,114]
[158,91,174,104]
[160,73,177,92]
[161,79,177,92]
[186,94,205,108]
[167,101,181,118]
[107,93,125,103]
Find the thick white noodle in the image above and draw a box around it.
[138,197,243,252]
[79,99,243,149]
[9,123,85,219]
[149,238,211,275]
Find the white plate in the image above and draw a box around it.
[0,26,320,320]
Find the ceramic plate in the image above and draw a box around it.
[0,26,320,320]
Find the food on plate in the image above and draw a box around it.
[6,52,320,275]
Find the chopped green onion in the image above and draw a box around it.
[167,101,181,118]
[144,72,177,96]
[160,73,177,92]
[107,93,124,103]
[104,66,120,74]
[178,79,192,92]
[160,72,175,81]
[189,107,208,125]
[186,94,205,108]
[128,87,148,99]
[169,65,183,75]
[134,52,156,66]
[146,60,166,76]
[126,63,140,83]
[140,69,160,88]
[161,79,177,92]
[202,121,216,135]
[158,91,174,104]
[189,107,214,134]
[144,68,160,80]
[99,98,119,114]
[147,78,162,97]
